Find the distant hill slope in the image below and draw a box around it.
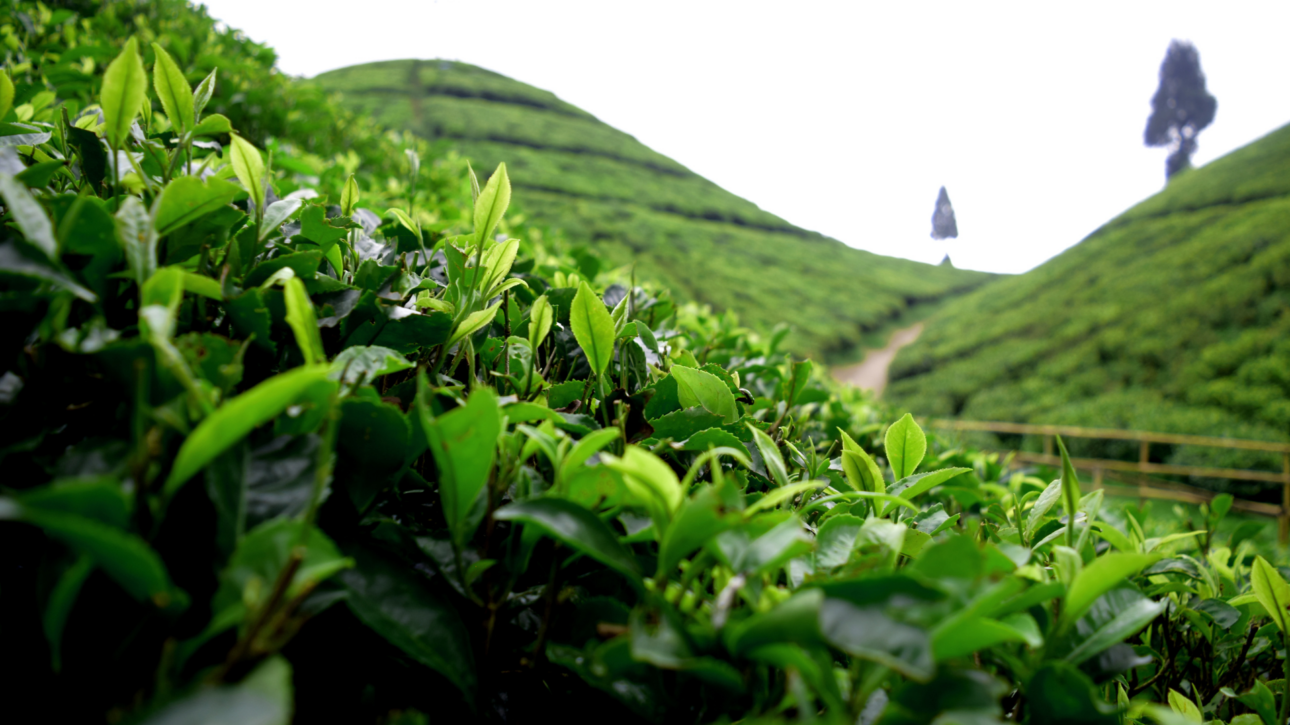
[311,59,992,356]
[886,123,1290,461]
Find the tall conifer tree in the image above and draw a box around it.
[931,186,957,240]
[1145,40,1217,179]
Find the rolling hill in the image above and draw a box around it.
[309,59,992,357]
[885,122,1290,476]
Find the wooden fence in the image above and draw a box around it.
[924,419,1290,543]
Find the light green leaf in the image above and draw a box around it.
[603,445,683,526]
[1251,555,1290,633]
[164,366,334,498]
[283,276,324,366]
[890,467,970,502]
[386,207,420,240]
[570,281,615,376]
[151,175,240,236]
[672,365,738,426]
[448,301,501,348]
[1064,593,1165,665]
[1026,479,1063,538]
[559,428,620,481]
[230,134,266,212]
[815,514,864,568]
[100,37,147,147]
[494,497,642,589]
[838,430,884,494]
[259,199,303,242]
[150,43,193,133]
[340,174,358,216]
[192,67,217,119]
[0,72,13,121]
[528,294,553,350]
[1091,522,1136,552]
[116,196,157,288]
[1062,552,1161,628]
[748,424,790,487]
[931,616,1030,661]
[1056,435,1081,547]
[884,413,926,480]
[190,113,231,137]
[0,172,57,260]
[330,346,413,384]
[657,486,734,578]
[746,481,826,515]
[473,162,510,246]
[1166,689,1202,723]
[420,384,502,544]
[138,657,292,725]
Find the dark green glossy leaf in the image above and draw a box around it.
[1065,587,1165,665]
[648,407,723,440]
[1026,662,1118,724]
[494,497,643,589]
[338,542,475,706]
[43,555,93,672]
[820,597,933,680]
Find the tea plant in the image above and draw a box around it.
[0,7,1288,725]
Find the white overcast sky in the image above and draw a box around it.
[198,0,1290,274]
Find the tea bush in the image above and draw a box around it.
[2,4,1290,725]
[313,59,994,358]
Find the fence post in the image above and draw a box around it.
[1093,468,1104,490]
[1043,435,1053,458]
[1139,440,1150,467]
[1281,452,1290,545]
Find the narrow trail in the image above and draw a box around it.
[831,323,925,397]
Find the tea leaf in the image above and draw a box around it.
[1061,552,1161,628]
[0,172,57,260]
[420,384,502,544]
[494,497,643,590]
[116,196,157,287]
[151,175,240,236]
[838,430,885,494]
[339,543,476,705]
[164,366,334,498]
[259,199,303,242]
[0,72,13,121]
[473,162,510,247]
[884,413,926,480]
[340,174,358,216]
[528,294,553,350]
[150,43,194,133]
[748,424,790,487]
[675,366,738,426]
[1056,435,1081,547]
[100,37,146,147]
[1251,555,1290,633]
[192,67,217,119]
[571,281,615,376]
[283,276,325,365]
[230,133,266,212]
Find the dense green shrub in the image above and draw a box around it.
[313,60,994,358]
[1,4,1289,725]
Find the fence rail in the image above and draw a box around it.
[925,418,1290,543]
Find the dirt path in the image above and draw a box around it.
[831,323,925,397]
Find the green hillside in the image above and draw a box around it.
[887,122,1290,470]
[310,59,991,356]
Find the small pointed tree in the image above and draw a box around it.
[931,186,957,240]
[1145,40,1217,179]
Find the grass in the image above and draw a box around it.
[887,122,1290,488]
[309,59,993,357]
